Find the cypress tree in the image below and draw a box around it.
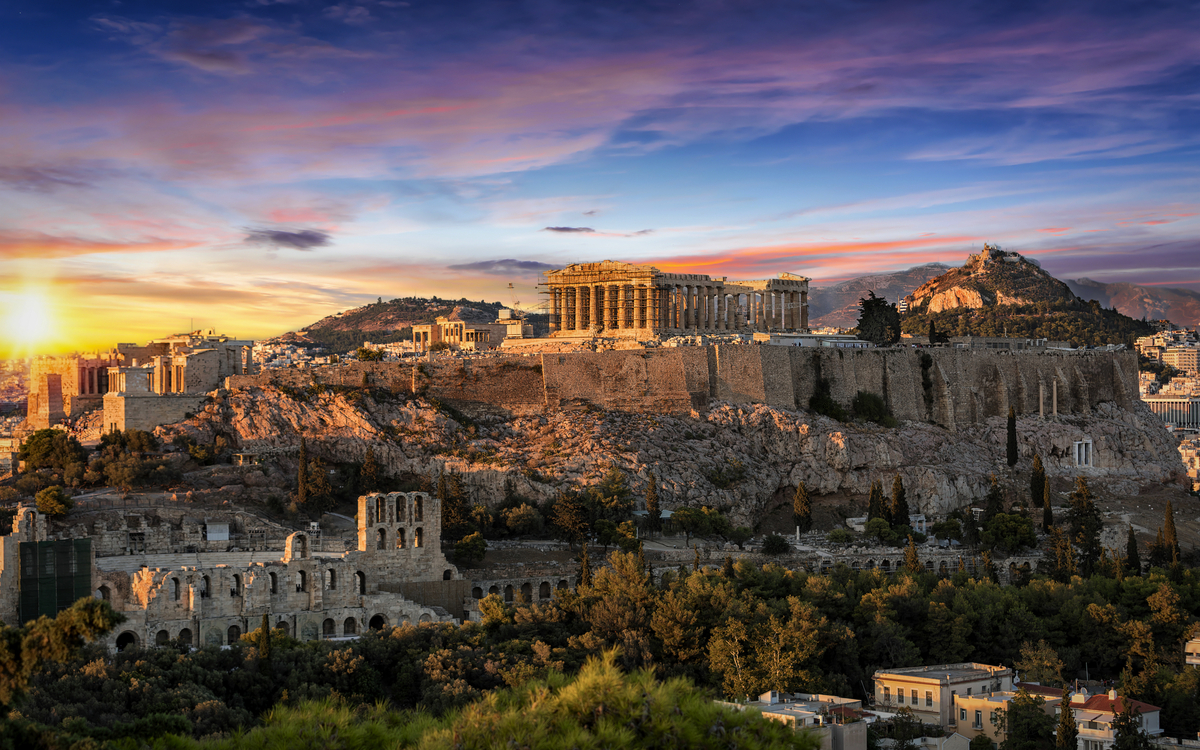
[1056,703,1079,750]
[891,475,910,529]
[793,481,813,534]
[693,544,701,572]
[296,437,308,506]
[867,480,886,524]
[1031,454,1046,509]
[982,474,1004,523]
[1042,481,1053,532]
[1164,501,1180,564]
[1007,407,1018,467]
[1125,526,1141,576]
[260,613,271,661]
[637,541,647,574]
[904,535,922,574]
[578,542,591,589]
[645,471,661,534]
[980,550,998,583]
[1068,477,1102,576]
[722,555,735,578]
[1148,528,1167,569]
[361,447,379,493]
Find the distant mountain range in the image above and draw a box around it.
[808,264,950,328]
[1065,279,1200,328]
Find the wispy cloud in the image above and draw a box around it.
[447,258,556,275]
[244,228,331,250]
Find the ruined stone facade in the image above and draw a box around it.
[542,260,809,337]
[412,316,494,352]
[0,492,463,651]
[28,352,122,430]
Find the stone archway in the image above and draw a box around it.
[323,618,336,637]
[539,581,551,599]
[369,614,388,630]
[228,625,241,643]
[155,630,170,646]
[115,631,139,651]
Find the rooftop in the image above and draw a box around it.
[875,663,1011,682]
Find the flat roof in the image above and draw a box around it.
[875,663,1010,682]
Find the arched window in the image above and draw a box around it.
[325,569,337,590]
[488,585,499,595]
[472,587,483,599]
[95,585,111,601]
[269,572,278,594]
[397,528,406,548]
[376,495,386,523]
[171,578,180,601]
[275,620,290,636]
[355,571,366,595]
[298,570,308,592]
[369,614,387,630]
[178,628,193,647]
[539,581,551,599]
[376,528,387,549]
[231,574,242,596]
[520,582,532,601]
[322,618,336,637]
[414,497,423,522]
[504,585,514,603]
[155,630,170,646]
[443,569,452,581]
[296,535,308,558]
[201,576,211,598]
[397,499,406,523]
[343,617,357,636]
[228,625,241,643]
[556,580,568,590]
[418,613,432,624]
[414,527,423,548]
[116,631,139,651]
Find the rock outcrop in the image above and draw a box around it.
[158,385,1184,525]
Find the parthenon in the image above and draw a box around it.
[542,260,809,337]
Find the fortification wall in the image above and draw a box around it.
[224,347,1140,428]
[104,392,207,433]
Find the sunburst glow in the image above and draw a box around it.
[1,290,58,358]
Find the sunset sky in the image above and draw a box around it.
[2,0,1199,355]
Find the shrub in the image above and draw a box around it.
[501,504,544,536]
[827,528,854,544]
[761,534,791,555]
[851,391,898,427]
[19,429,86,471]
[35,486,72,516]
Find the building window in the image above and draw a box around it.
[967,688,972,696]
[990,712,998,725]
[911,690,917,704]
[926,691,933,707]
[884,687,891,703]
[960,709,967,722]
[1074,440,1093,468]
[975,710,982,728]
[898,692,904,704]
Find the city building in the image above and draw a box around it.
[954,688,1061,746]
[1142,394,1200,432]
[1062,690,1162,750]
[720,691,868,750]
[541,260,809,337]
[1186,636,1200,667]
[872,663,1014,727]
[753,332,872,348]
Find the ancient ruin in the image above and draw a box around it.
[542,260,809,337]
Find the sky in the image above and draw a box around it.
[1,0,1199,355]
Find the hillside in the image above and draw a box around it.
[269,297,507,350]
[1067,278,1200,328]
[808,263,950,328]
[900,246,1155,347]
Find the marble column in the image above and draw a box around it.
[775,291,784,329]
[681,285,690,328]
[549,289,560,333]
[717,292,725,331]
[800,290,808,329]
[617,285,627,329]
[589,285,599,330]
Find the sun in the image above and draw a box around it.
[1,290,58,354]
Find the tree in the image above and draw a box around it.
[1163,501,1180,566]
[1007,407,1019,468]
[296,437,308,507]
[1112,704,1151,750]
[34,486,72,516]
[793,481,812,534]
[1001,689,1055,750]
[551,491,590,547]
[1042,481,1053,532]
[18,429,87,471]
[981,514,1037,555]
[1067,477,1102,575]
[1014,640,1064,687]
[961,510,980,548]
[980,550,998,583]
[578,542,591,588]
[0,598,123,710]
[360,447,380,493]
[644,471,661,534]
[857,291,901,347]
[1030,454,1046,511]
[970,733,995,750]
[762,534,791,555]
[983,474,1005,523]
[455,532,487,566]
[355,347,384,362]
[672,507,711,547]
[1125,526,1142,576]
[1056,702,1078,750]
[259,612,271,661]
[867,480,887,523]
[928,319,949,344]
[891,475,910,528]
[903,535,922,574]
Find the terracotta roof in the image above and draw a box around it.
[1015,683,1064,697]
[1080,695,1161,714]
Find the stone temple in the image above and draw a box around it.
[542,260,809,337]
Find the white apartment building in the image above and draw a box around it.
[872,663,1014,728]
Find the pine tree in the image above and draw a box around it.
[1164,501,1180,565]
[904,535,922,574]
[637,541,646,574]
[1149,527,1168,568]
[1031,454,1046,510]
[722,555,735,578]
[260,613,271,661]
[1056,702,1079,750]
[360,447,379,493]
[983,474,1005,523]
[1068,477,1102,576]
[793,481,812,534]
[578,542,592,589]
[980,550,998,583]
[1125,526,1141,576]
[693,544,701,572]
[1042,481,1053,531]
[645,471,661,534]
[1007,407,1019,467]
[891,475,910,529]
[296,437,308,506]
[962,510,980,548]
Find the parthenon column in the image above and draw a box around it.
[617,285,627,329]
[577,285,587,329]
[800,290,808,329]
[716,292,725,331]
[589,285,600,331]
[775,291,784,329]
[550,289,561,333]
[679,285,688,328]
[705,286,714,330]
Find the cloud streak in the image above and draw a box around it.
[244,228,332,250]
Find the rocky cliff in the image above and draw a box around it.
[908,245,1077,313]
[159,382,1184,524]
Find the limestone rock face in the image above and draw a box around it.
[926,287,985,313]
[157,386,1184,525]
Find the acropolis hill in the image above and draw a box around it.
[178,344,1182,524]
